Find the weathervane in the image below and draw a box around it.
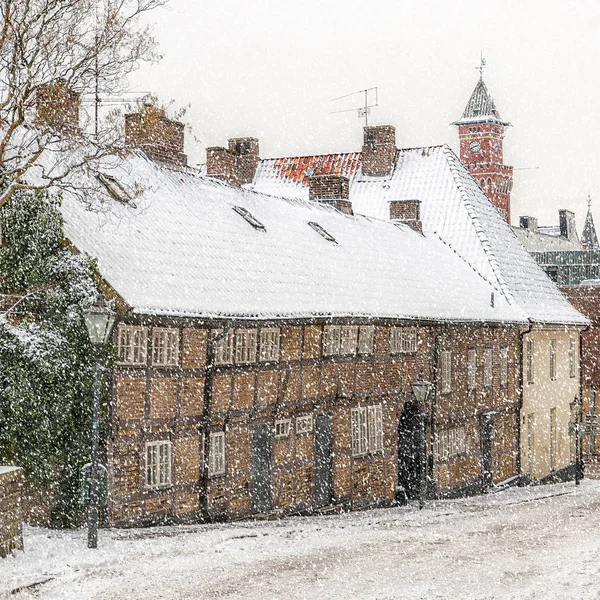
[330,87,378,127]
[588,194,592,210]
[476,53,486,80]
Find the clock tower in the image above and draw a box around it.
[453,77,513,223]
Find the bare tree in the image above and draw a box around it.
[0,0,167,210]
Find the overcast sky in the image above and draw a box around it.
[130,0,600,229]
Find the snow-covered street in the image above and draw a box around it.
[2,480,600,600]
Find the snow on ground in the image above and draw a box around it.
[2,480,600,600]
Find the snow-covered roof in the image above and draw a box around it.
[512,227,582,252]
[57,152,525,324]
[249,146,586,326]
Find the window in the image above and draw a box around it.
[214,329,234,365]
[296,414,313,434]
[440,350,452,394]
[340,326,358,355]
[435,427,466,461]
[483,347,493,388]
[146,441,171,488]
[209,432,225,476]
[116,325,147,365]
[274,419,291,438]
[152,327,179,366]
[467,348,477,391]
[500,346,508,388]
[260,327,280,362]
[351,407,367,456]
[550,407,557,471]
[232,206,266,232]
[526,339,534,384]
[351,405,383,456]
[235,328,257,364]
[308,221,337,244]
[358,325,375,355]
[390,327,417,354]
[569,338,576,378]
[323,325,341,356]
[367,405,384,452]
[549,339,556,380]
[97,172,133,204]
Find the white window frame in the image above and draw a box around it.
[116,325,147,365]
[358,325,375,355]
[467,348,477,391]
[390,327,417,354]
[440,350,452,394]
[351,404,383,457]
[526,339,534,384]
[549,339,557,381]
[323,325,341,356]
[569,338,576,378]
[146,440,172,489]
[340,325,358,356]
[296,414,314,435]
[274,418,291,439]
[235,328,257,364]
[435,426,466,462]
[260,327,280,362]
[483,347,493,388]
[152,327,179,366]
[209,431,225,476]
[499,346,508,388]
[214,329,235,365]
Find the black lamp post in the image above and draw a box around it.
[83,298,116,549]
[411,378,433,509]
[570,396,582,486]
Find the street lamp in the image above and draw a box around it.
[570,396,582,486]
[411,377,433,510]
[83,297,116,549]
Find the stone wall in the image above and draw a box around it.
[0,467,24,558]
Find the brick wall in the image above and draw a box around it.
[0,467,23,558]
[361,126,396,176]
[207,137,260,186]
[125,104,187,168]
[36,81,80,135]
[108,318,521,526]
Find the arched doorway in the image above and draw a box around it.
[397,401,423,501]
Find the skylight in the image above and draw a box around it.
[97,173,132,204]
[308,221,337,244]
[232,206,266,232]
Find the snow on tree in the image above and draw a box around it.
[0,0,166,210]
[0,188,111,527]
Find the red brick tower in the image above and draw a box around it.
[453,77,513,223]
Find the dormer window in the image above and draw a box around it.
[308,221,337,244]
[232,206,266,232]
[97,173,132,204]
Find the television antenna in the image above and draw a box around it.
[330,87,378,127]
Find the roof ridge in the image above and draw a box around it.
[441,145,516,307]
[261,151,361,163]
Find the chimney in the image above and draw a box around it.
[228,138,260,184]
[206,146,238,185]
[36,80,80,135]
[519,216,538,233]
[125,104,187,168]
[559,209,579,243]
[308,174,353,215]
[361,125,396,176]
[389,199,422,234]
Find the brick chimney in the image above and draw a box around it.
[361,125,396,177]
[389,200,422,234]
[519,216,538,233]
[207,137,260,186]
[36,80,80,135]
[125,104,187,168]
[228,138,260,184]
[308,175,353,215]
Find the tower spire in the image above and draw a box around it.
[477,53,486,81]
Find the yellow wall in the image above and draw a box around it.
[521,327,581,480]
